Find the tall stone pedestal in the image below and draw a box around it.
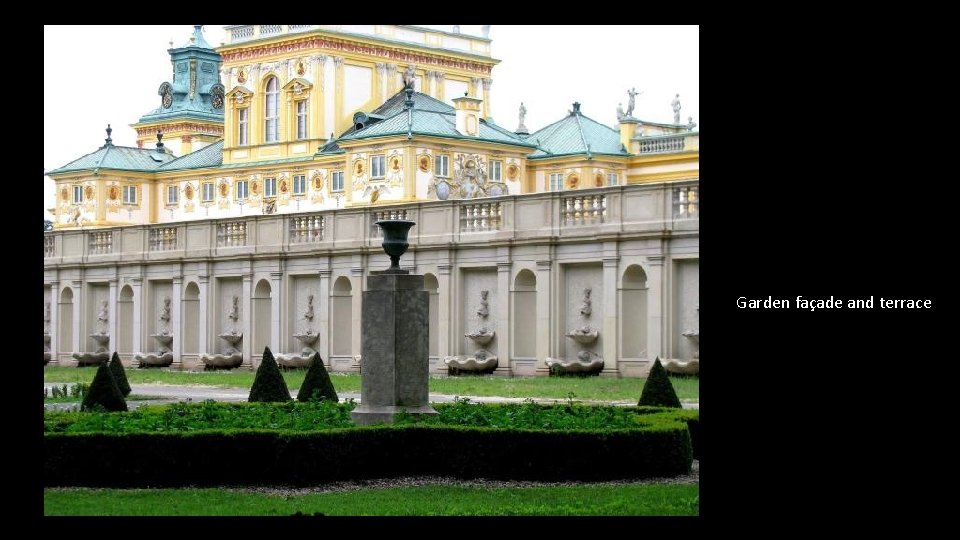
[351,272,437,425]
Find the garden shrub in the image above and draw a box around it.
[108,352,131,397]
[638,357,681,408]
[296,353,339,403]
[248,347,291,402]
[80,362,127,412]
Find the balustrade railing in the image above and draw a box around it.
[638,135,686,154]
[561,194,606,225]
[459,202,502,232]
[674,186,699,218]
[44,235,55,258]
[88,232,113,254]
[149,227,178,251]
[217,221,248,247]
[290,214,324,243]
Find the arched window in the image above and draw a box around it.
[264,77,279,143]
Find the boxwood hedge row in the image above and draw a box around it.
[45,412,695,487]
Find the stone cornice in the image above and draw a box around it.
[221,35,494,75]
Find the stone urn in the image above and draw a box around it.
[376,219,416,272]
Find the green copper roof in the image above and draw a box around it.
[156,140,224,170]
[48,143,177,175]
[139,26,224,125]
[526,103,629,159]
[338,89,535,148]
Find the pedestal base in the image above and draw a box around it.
[351,404,438,425]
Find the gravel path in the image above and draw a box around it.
[225,460,698,496]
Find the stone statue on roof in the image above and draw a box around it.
[402,64,417,89]
[626,87,640,117]
[672,93,682,124]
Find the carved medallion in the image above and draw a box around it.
[313,176,323,190]
[184,184,194,200]
[251,180,259,195]
[507,164,519,180]
[60,187,69,201]
[108,186,119,201]
[219,181,229,197]
[595,172,604,187]
[296,60,305,76]
[84,186,94,200]
[418,154,430,172]
[390,156,401,172]
[279,179,288,193]
[567,175,579,189]
[354,160,364,176]
[237,69,246,84]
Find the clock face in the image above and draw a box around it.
[162,92,173,109]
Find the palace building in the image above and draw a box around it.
[43,25,699,376]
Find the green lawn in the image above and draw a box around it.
[44,367,698,402]
[44,484,698,516]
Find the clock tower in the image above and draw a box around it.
[131,25,224,156]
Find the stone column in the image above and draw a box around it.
[248,64,261,145]
[310,55,326,142]
[375,62,387,102]
[349,266,364,370]
[385,64,398,95]
[171,275,182,368]
[470,77,482,98]
[494,262,512,376]
[535,260,552,375]
[601,257,620,377]
[242,274,253,368]
[108,279,118,350]
[645,256,664,363]
[435,72,445,102]
[436,263,452,373]
[351,272,436,425]
[482,78,492,118]
[130,278,142,356]
[270,271,283,353]
[318,269,332,366]
[71,280,83,356]
[333,57,344,135]
[197,275,209,358]
[49,281,59,364]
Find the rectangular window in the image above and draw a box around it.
[371,155,385,178]
[238,108,248,146]
[550,173,564,192]
[331,171,344,192]
[607,173,619,186]
[167,185,179,205]
[122,185,137,204]
[264,177,277,198]
[293,174,306,195]
[202,182,215,202]
[236,180,249,200]
[434,154,449,177]
[296,100,308,140]
[73,185,83,203]
[265,101,278,143]
[490,160,502,181]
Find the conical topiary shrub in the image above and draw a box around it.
[638,357,682,408]
[296,353,339,402]
[108,351,131,396]
[249,346,291,402]
[81,362,128,412]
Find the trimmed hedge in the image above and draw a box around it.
[44,406,696,487]
[249,347,291,402]
[108,352,131,397]
[80,363,127,412]
[296,353,339,403]
[638,357,682,408]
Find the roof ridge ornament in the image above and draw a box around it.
[104,124,113,146]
